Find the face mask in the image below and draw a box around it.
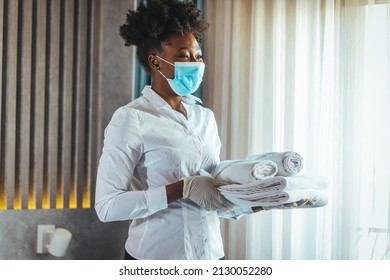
[156,55,205,96]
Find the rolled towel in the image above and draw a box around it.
[211,159,278,184]
[246,151,303,176]
[218,175,328,208]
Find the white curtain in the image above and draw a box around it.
[203,0,390,260]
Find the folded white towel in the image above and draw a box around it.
[246,151,303,176]
[223,188,328,208]
[218,175,328,208]
[211,159,278,184]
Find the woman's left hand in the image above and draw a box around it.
[252,199,316,212]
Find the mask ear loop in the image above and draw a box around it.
[155,55,175,67]
[157,68,168,79]
[155,55,175,80]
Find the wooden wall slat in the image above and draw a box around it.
[0,0,6,209]
[14,0,22,209]
[83,0,92,208]
[74,0,88,209]
[56,0,65,209]
[42,0,51,209]
[5,0,18,209]
[19,0,33,209]
[60,0,75,209]
[69,0,79,208]
[69,0,77,208]
[87,0,102,208]
[33,0,47,209]
[28,0,37,209]
[46,0,61,208]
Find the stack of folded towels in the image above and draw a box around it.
[212,151,328,209]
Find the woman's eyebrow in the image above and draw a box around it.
[177,46,201,51]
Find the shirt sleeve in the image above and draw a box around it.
[95,107,168,222]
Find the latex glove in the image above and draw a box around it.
[182,176,235,211]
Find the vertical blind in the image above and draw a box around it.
[0,0,102,210]
[204,0,390,260]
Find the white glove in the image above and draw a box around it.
[182,176,234,211]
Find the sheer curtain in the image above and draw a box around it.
[203,0,390,259]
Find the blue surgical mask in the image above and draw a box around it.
[156,55,205,96]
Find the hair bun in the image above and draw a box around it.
[119,0,209,71]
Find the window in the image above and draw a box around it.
[356,3,390,259]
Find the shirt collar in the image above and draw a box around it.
[142,86,202,110]
[182,94,203,105]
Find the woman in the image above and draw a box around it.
[95,0,312,260]
[94,0,257,260]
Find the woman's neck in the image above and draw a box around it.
[151,85,187,118]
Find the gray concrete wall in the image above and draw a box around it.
[0,209,129,260]
[101,0,136,129]
[0,0,135,260]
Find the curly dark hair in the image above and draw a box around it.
[119,0,209,72]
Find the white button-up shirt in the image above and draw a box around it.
[95,86,251,260]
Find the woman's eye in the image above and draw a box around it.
[177,53,202,60]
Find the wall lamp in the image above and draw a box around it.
[37,225,72,257]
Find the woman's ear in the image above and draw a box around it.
[148,54,160,71]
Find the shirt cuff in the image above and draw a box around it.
[218,206,254,220]
[145,187,168,214]
[232,206,254,217]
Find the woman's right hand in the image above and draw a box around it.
[182,176,234,211]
